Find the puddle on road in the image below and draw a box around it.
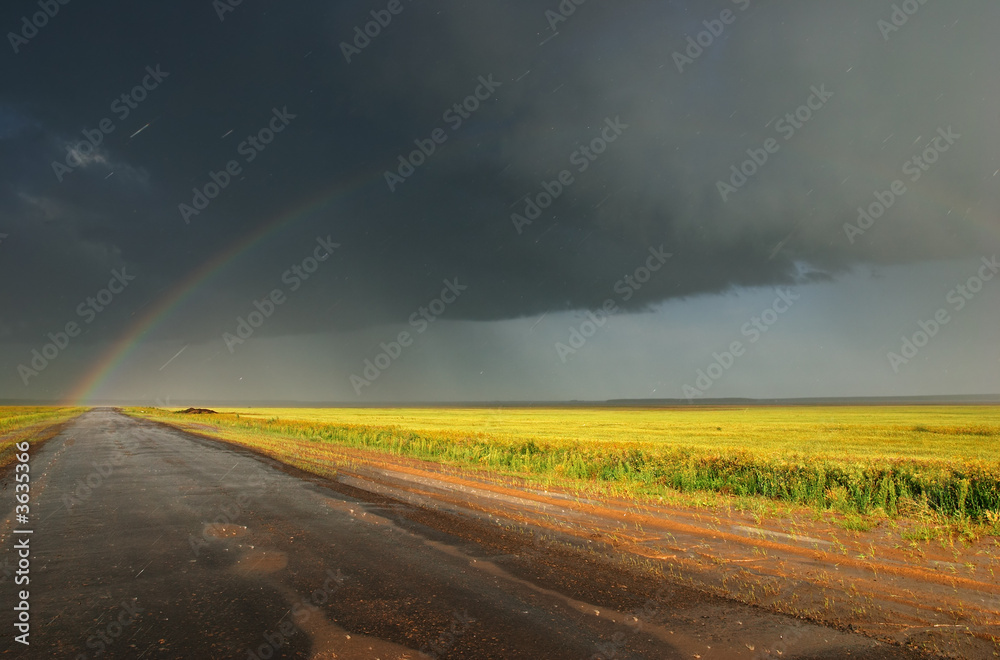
[203,523,248,539]
[294,606,420,660]
[321,496,399,530]
[234,549,288,574]
[238,548,420,659]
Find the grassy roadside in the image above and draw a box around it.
[0,407,89,469]
[123,406,1000,539]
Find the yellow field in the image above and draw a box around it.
[129,405,1000,523]
[206,405,999,461]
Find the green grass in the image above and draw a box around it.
[125,405,1000,521]
[0,406,84,435]
[0,406,88,469]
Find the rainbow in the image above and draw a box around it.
[63,175,368,405]
[62,145,999,405]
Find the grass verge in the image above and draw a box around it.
[0,406,88,469]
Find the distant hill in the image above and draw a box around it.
[4,394,998,408]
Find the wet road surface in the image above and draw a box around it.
[0,410,937,658]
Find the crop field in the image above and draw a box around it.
[128,405,1000,524]
[0,406,87,468]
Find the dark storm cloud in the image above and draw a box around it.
[1,0,997,349]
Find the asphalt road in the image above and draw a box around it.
[0,410,933,659]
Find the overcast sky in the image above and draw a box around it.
[1,0,997,404]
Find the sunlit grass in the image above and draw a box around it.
[0,406,85,435]
[0,406,88,468]
[126,405,1000,521]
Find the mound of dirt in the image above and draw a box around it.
[178,408,217,415]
